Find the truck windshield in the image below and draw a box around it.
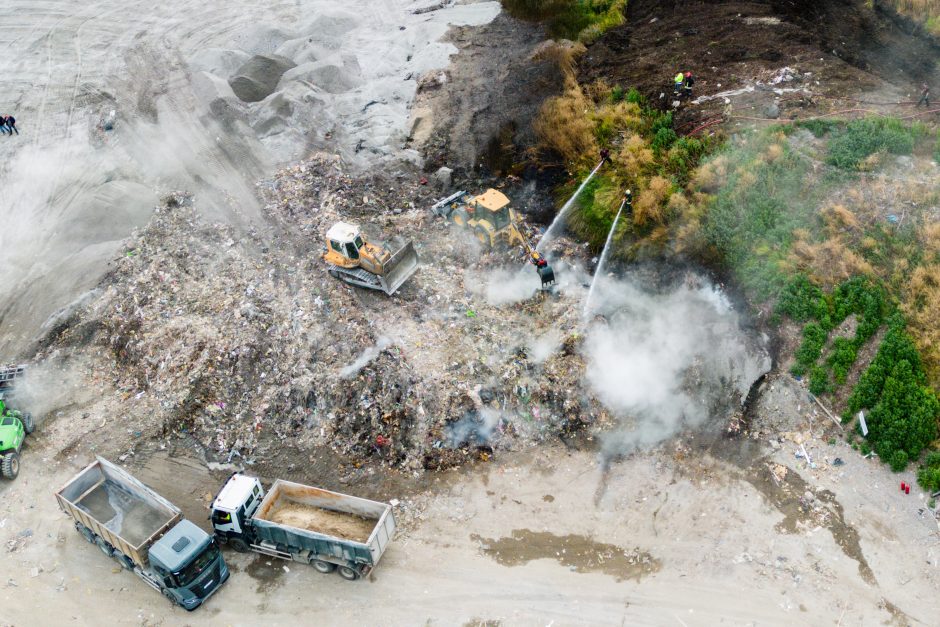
[174,540,219,587]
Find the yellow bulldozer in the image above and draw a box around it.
[322,221,419,295]
[431,188,555,288]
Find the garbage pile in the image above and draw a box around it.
[42,156,607,472]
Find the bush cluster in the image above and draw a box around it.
[779,275,886,395]
[847,316,940,470]
[826,117,919,170]
[501,0,627,41]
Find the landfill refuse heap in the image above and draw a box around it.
[39,156,608,472]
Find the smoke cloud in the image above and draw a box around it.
[340,336,394,379]
[582,271,770,457]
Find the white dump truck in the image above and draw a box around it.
[210,473,396,580]
[56,457,230,610]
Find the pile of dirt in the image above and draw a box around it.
[229,54,297,103]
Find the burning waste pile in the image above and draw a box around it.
[33,155,768,474]
[35,157,609,473]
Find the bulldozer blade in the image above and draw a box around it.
[380,241,419,295]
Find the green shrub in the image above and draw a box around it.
[826,117,917,170]
[809,365,831,395]
[848,317,925,414]
[792,322,828,376]
[828,337,859,384]
[501,0,627,41]
[918,452,940,492]
[862,358,939,461]
[609,85,625,102]
[625,87,643,105]
[794,119,839,138]
[778,276,827,321]
[889,449,910,472]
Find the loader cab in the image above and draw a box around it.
[327,222,365,261]
[470,189,512,230]
[211,473,264,536]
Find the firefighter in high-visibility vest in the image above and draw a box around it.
[674,72,685,96]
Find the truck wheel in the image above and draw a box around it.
[311,559,336,574]
[116,553,135,570]
[228,537,250,553]
[95,536,114,557]
[22,413,34,434]
[337,565,360,581]
[74,522,96,544]
[1,452,19,479]
[161,587,177,607]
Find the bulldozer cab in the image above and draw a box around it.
[470,189,511,231]
[327,222,365,260]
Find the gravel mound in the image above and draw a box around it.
[229,54,297,103]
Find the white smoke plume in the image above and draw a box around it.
[582,271,770,458]
[340,336,394,379]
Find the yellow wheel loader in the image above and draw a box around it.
[323,222,419,295]
[431,188,555,288]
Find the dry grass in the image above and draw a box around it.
[533,82,598,166]
[902,222,940,385]
[788,236,875,287]
[889,0,940,32]
[633,176,673,227]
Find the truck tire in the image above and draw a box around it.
[311,559,336,574]
[161,587,177,607]
[116,553,135,570]
[228,537,250,553]
[337,565,360,581]
[95,536,114,557]
[74,521,96,544]
[1,452,19,479]
[22,413,34,434]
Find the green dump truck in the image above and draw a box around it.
[210,473,396,580]
[56,457,230,610]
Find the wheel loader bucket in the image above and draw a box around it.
[380,241,419,295]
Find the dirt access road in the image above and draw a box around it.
[3,407,940,627]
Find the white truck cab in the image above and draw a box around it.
[211,474,264,541]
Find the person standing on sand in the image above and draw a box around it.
[0,116,9,135]
[916,82,930,107]
[4,115,18,135]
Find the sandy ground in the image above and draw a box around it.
[3,416,940,626]
[0,0,501,356]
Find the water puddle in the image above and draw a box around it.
[471,529,660,581]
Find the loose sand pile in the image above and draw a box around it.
[265,501,376,543]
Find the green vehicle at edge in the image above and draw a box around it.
[0,396,34,479]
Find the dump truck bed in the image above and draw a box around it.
[56,457,182,568]
[252,480,395,566]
